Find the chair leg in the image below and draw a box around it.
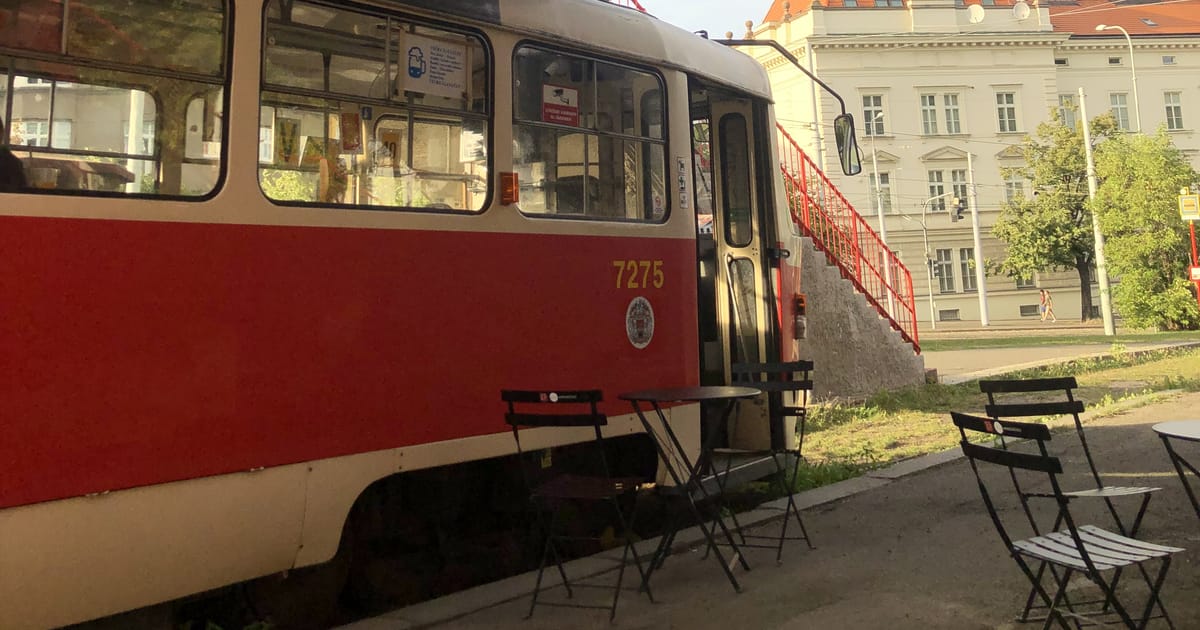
[784,450,814,551]
[1137,557,1174,630]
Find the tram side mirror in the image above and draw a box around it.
[833,113,862,176]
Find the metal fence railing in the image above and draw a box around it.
[604,0,647,10]
[776,125,920,353]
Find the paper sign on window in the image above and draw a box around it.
[542,84,579,126]
[396,33,467,100]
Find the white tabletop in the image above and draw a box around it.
[1152,420,1200,442]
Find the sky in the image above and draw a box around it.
[636,0,775,36]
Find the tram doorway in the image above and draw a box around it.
[690,84,780,449]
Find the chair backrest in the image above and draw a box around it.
[501,389,611,485]
[950,411,1092,561]
[980,376,1104,489]
[730,360,814,451]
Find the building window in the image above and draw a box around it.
[920,94,938,135]
[927,170,946,211]
[844,0,857,6]
[996,92,1018,132]
[1019,304,1040,317]
[12,119,73,148]
[938,309,961,321]
[944,93,961,134]
[1016,275,1036,289]
[935,248,955,293]
[122,120,156,155]
[863,95,884,136]
[959,248,976,292]
[1165,92,1184,131]
[1004,174,1025,202]
[951,169,968,205]
[1108,57,1122,66]
[1110,93,1130,131]
[1163,55,1177,65]
[1054,58,1068,66]
[1058,94,1077,129]
[869,171,892,213]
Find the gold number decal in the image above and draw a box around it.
[613,260,665,289]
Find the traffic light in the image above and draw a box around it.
[950,197,967,222]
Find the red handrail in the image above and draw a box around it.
[605,0,647,10]
[776,125,920,353]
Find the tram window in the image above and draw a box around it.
[0,1,228,197]
[259,0,490,211]
[512,45,666,223]
[719,114,753,247]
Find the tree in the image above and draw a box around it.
[1093,131,1200,330]
[992,111,1118,321]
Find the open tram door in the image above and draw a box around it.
[690,82,782,453]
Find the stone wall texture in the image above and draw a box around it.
[797,236,925,400]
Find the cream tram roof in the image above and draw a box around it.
[363,0,774,101]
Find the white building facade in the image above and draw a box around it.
[743,0,1200,325]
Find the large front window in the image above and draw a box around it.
[259,0,490,210]
[511,46,665,222]
[959,247,976,292]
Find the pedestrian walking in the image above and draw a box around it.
[1039,288,1056,322]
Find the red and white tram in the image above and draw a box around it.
[0,1,858,627]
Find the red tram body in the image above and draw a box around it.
[0,1,832,626]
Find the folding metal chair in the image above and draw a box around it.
[982,377,1158,538]
[501,389,652,621]
[951,411,1181,630]
[714,360,814,562]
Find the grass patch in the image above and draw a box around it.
[792,346,1200,493]
[920,330,1200,353]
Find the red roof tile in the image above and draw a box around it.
[1050,0,1200,36]
[761,0,1200,34]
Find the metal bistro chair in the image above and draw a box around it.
[951,411,1181,630]
[715,360,815,562]
[501,389,652,621]
[981,377,1158,538]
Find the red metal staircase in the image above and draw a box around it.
[777,126,920,353]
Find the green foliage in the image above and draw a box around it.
[1094,131,1200,330]
[991,111,1119,319]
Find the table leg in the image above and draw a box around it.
[629,401,745,593]
[1160,435,1200,522]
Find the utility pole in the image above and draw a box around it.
[967,152,989,326]
[1079,87,1115,335]
[870,112,896,317]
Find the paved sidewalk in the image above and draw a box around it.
[342,391,1200,630]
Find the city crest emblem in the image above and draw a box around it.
[625,296,655,350]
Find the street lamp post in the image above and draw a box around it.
[899,191,957,330]
[868,112,897,317]
[1096,24,1141,133]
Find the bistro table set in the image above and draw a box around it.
[502,361,815,621]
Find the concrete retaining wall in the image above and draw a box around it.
[797,236,925,399]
